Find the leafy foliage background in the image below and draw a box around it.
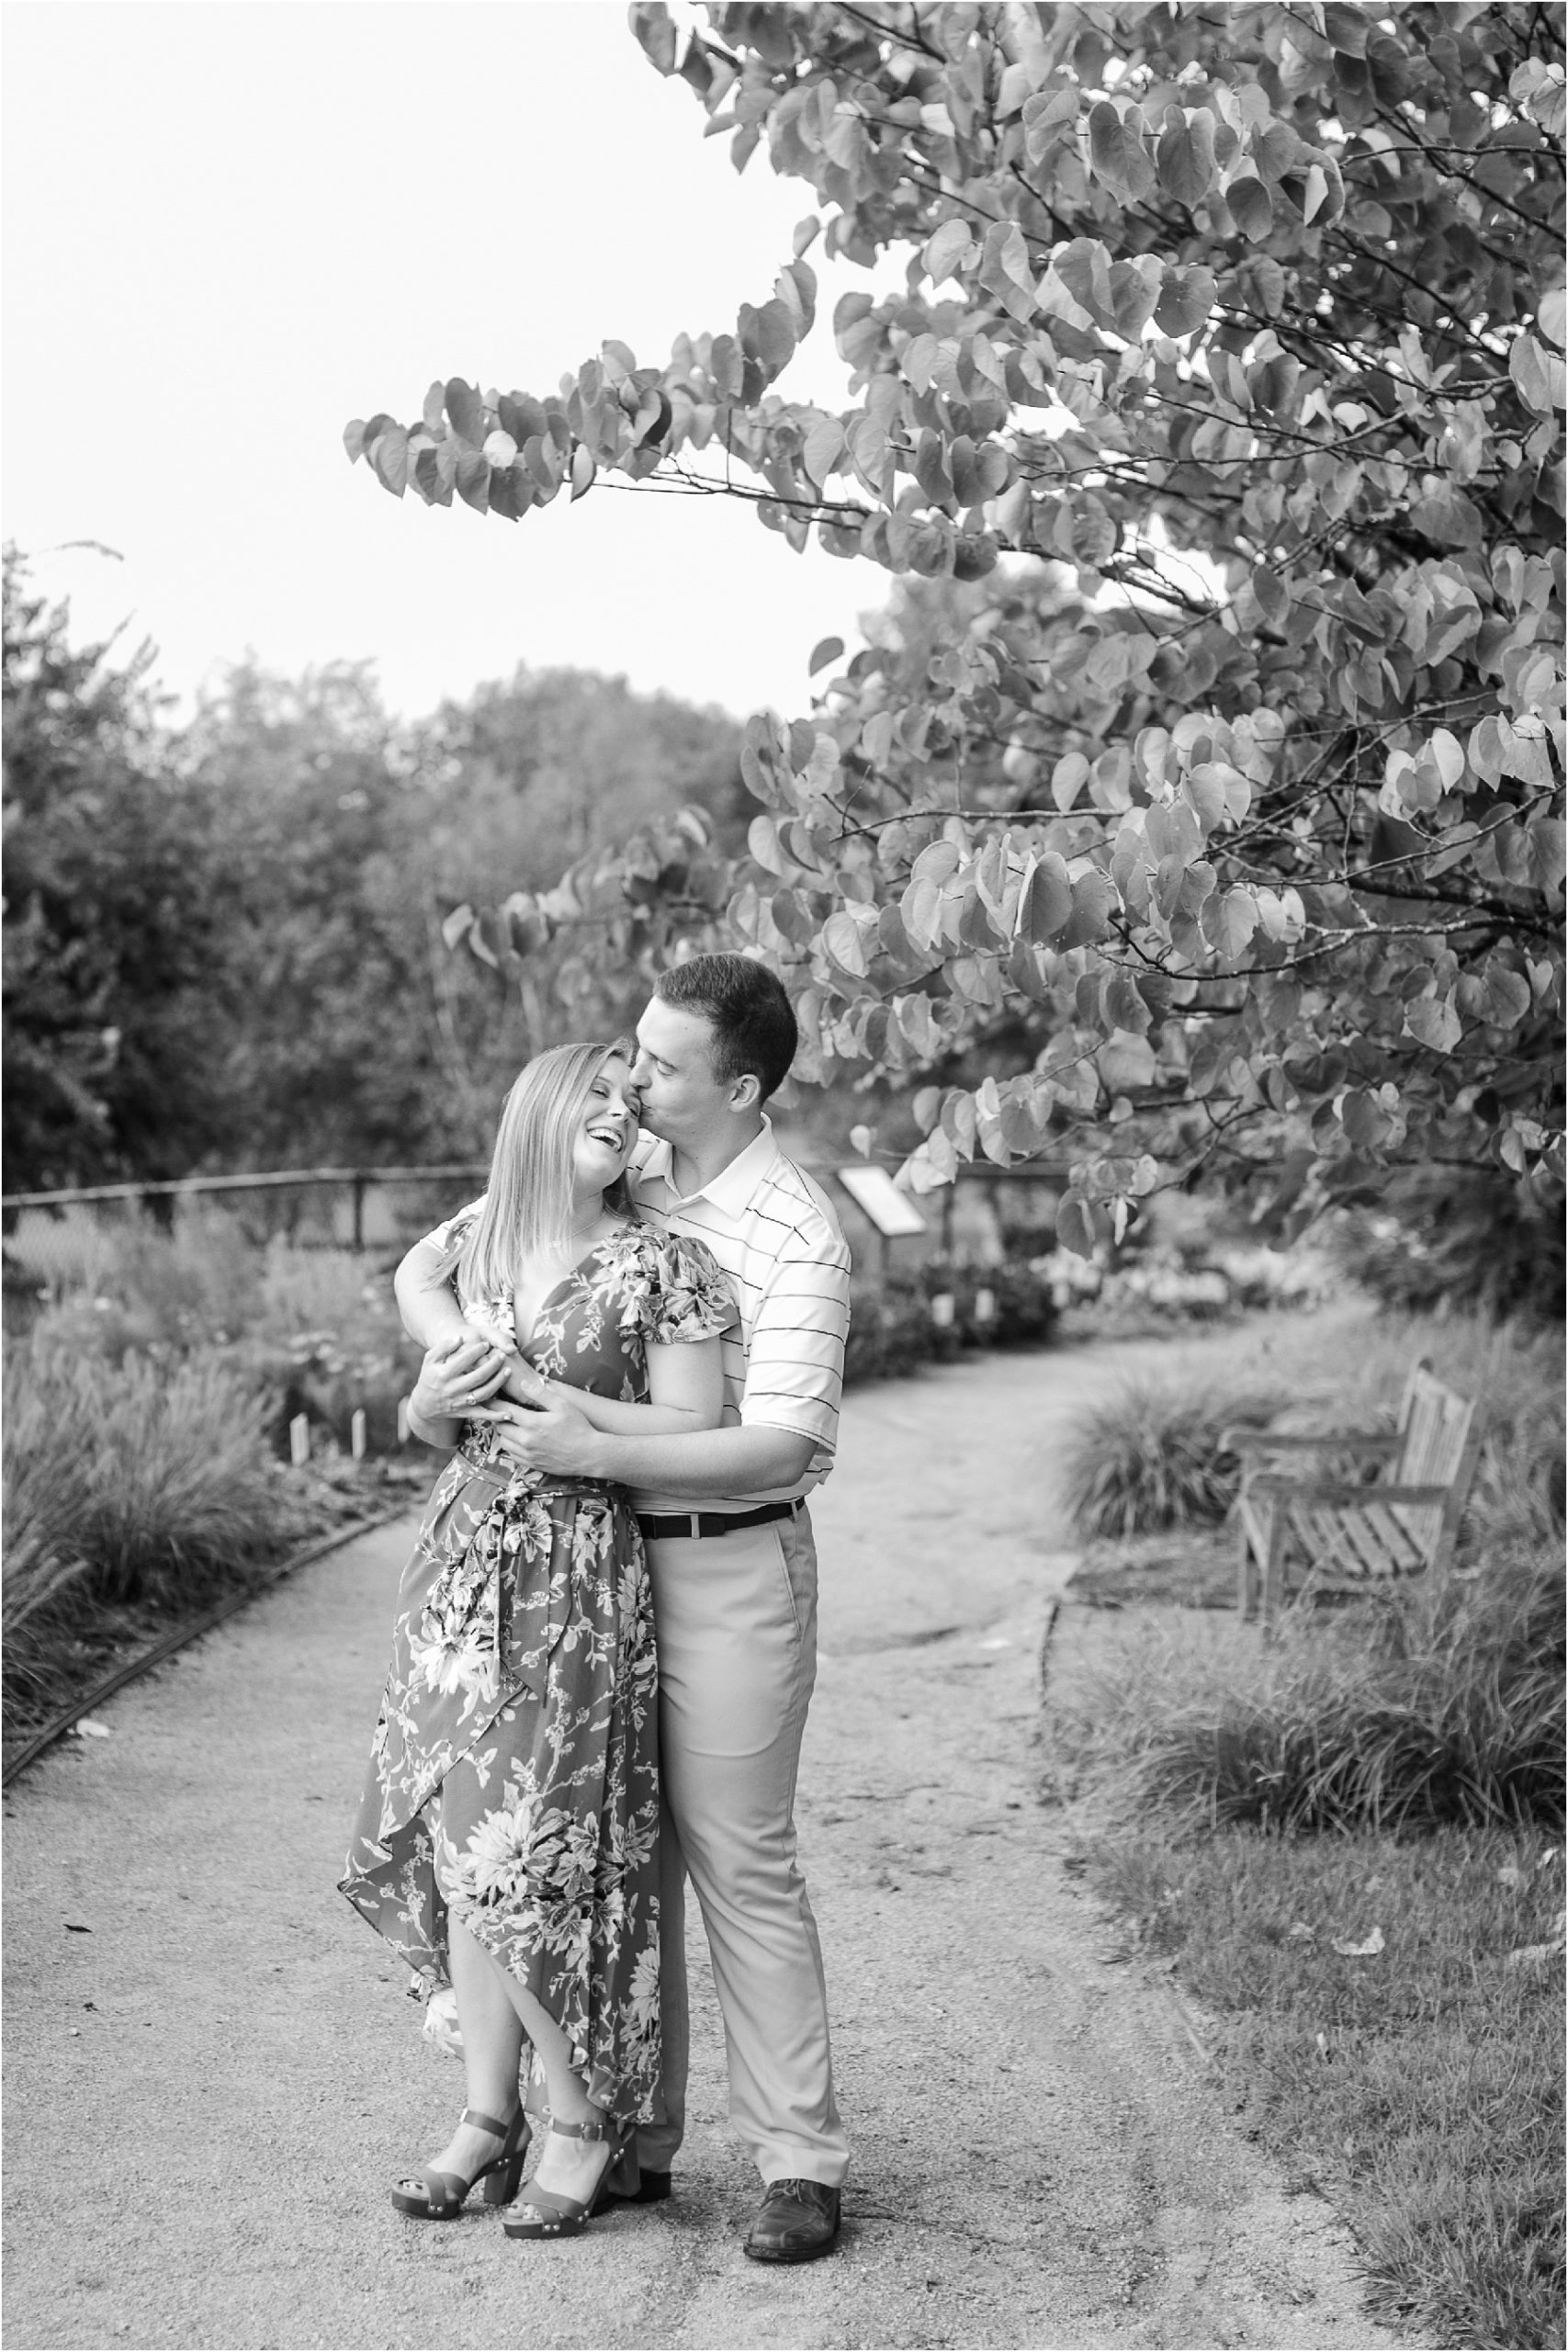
[348,0,1564,1252]
[1,554,747,1191]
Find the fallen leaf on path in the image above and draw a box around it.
[1287,1920,1316,1941]
[1331,1925,1385,1957]
[73,1718,111,1739]
[64,1923,92,1934]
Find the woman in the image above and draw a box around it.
[340,1042,735,2242]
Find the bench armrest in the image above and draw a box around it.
[1247,1479,1452,1506]
[1224,1430,1400,1459]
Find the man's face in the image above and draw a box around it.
[630,996,731,1143]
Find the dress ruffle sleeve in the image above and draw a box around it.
[642,1229,738,1347]
[422,1194,488,1256]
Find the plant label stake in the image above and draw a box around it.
[397,1396,412,1445]
[288,1414,310,1468]
[350,1408,367,1461]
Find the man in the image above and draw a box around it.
[396,955,851,2262]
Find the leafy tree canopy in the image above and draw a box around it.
[355,0,1566,1247]
[3,554,743,1190]
[2,552,229,1191]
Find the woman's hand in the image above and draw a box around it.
[467,1357,552,1415]
[479,1393,604,1478]
[411,1330,511,1425]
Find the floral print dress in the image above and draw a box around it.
[340,1216,735,2130]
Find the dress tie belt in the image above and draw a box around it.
[418,1470,620,1710]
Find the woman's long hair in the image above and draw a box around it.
[445,1041,635,1300]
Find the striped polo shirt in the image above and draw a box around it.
[626,1118,852,1515]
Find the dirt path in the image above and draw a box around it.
[3,1315,1393,2351]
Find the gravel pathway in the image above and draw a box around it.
[3,1317,1392,2349]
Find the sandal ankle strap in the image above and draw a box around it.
[462,2106,517,2138]
[550,2114,615,2143]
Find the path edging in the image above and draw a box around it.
[1,1504,412,1790]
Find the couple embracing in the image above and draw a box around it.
[339,956,851,2262]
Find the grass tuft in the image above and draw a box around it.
[1059,1374,1286,1538]
[1048,1548,1563,1836]
[2,1340,293,1723]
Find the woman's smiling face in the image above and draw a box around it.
[572,1054,639,1196]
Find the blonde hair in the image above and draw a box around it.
[447,1041,634,1300]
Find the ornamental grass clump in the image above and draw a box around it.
[1052,1548,1564,1837]
[2,1340,291,1723]
[1059,1374,1285,1538]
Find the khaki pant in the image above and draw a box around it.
[638,1506,848,2188]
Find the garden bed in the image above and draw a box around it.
[2,1208,433,1755]
[1040,1307,1565,2347]
[3,1212,1066,1755]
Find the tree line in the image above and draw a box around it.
[1,550,747,1193]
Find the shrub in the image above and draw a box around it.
[1059,1375,1286,1539]
[1327,1168,1565,1329]
[842,1278,934,1388]
[250,1240,423,1454]
[11,1205,423,1457]
[2,1340,296,1720]
[842,1258,1058,1388]
[1048,1546,1564,1836]
[6,1202,262,1361]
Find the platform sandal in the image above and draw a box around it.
[389,2106,530,2221]
[502,2115,625,2242]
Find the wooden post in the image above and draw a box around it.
[351,1173,367,1254]
[288,1414,310,1467]
[1237,1513,1260,1622]
[1261,1511,1290,1637]
[350,1408,367,1461]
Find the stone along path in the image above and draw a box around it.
[3,1321,1391,2350]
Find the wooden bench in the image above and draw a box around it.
[1225,1362,1486,1630]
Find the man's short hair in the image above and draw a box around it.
[654,955,798,1101]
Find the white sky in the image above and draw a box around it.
[3,0,905,725]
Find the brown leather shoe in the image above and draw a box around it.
[743,2177,841,2263]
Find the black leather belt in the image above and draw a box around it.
[636,1499,802,1543]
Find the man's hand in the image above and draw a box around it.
[476,1391,604,1478]
[411,1329,511,1423]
